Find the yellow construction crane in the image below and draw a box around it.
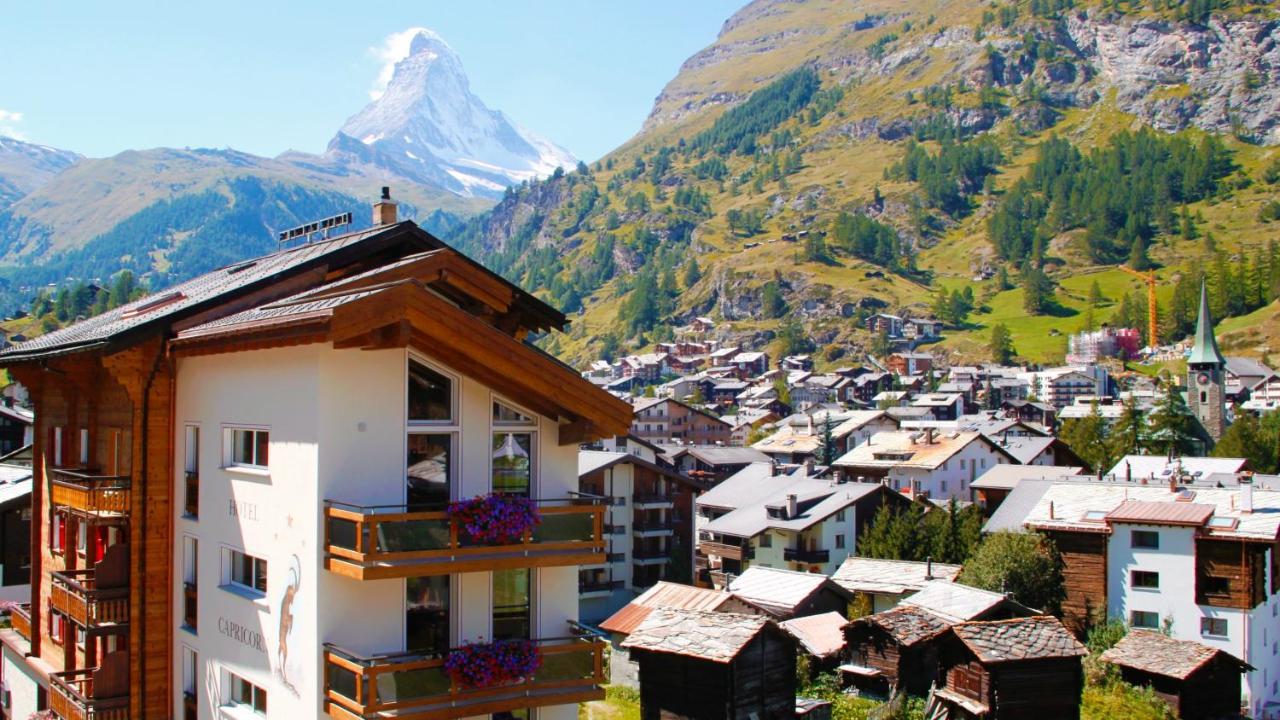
[1118,265,1158,348]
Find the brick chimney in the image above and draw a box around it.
[1240,472,1254,514]
[373,186,398,226]
[786,494,798,519]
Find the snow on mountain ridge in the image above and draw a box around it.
[334,27,575,197]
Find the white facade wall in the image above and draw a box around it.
[580,463,635,623]
[1106,523,1280,718]
[173,344,580,720]
[2,644,42,719]
[883,441,1008,501]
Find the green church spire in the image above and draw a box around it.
[1187,280,1225,366]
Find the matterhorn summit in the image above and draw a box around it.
[328,28,576,198]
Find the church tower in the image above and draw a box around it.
[1187,281,1226,444]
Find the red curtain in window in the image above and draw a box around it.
[94,526,108,563]
[56,514,66,552]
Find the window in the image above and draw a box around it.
[493,568,531,641]
[1131,570,1159,589]
[227,672,266,715]
[79,428,89,465]
[183,537,198,631]
[409,360,453,422]
[184,425,199,518]
[52,426,64,467]
[759,534,772,548]
[407,434,452,507]
[835,510,846,522]
[1130,610,1159,629]
[835,534,846,549]
[76,520,87,555]
[49,612,64,642]
[1201,617,1228,638]
[51,513,65,554]
[493,401,533,425]
[226,428,268,469]
[492,433,534,496]
[407,576,450,655]
[182,647,198,720]
[224,549,267,596]
[1131,530,1159,549]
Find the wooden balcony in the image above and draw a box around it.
[324,498,605,580]
[784,547,831,564]
[698,540,751,562]
[49,652,129,720]
[49,469,130,516]
[324,634,605,720]
[9,602,30,642]
[51,569,129,629]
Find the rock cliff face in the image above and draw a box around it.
[1065,12,1280,143]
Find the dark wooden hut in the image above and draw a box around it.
[1101,629,1252,720]
[843,605,951,696]
[622,608,796,720]
[934,615,1087,720]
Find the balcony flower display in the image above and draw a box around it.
[445,639,541,689]
[447,493,540,545]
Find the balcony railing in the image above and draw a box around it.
[633,548,671,565]
[49,469,130,515]
[784,547,831,564]
[698,540,751,562]
[9,602,30,642]
[323,634,605,719]
[51,569,129,628]
[632,523,673,536]
[50,665,129,720]
[632,494,674,508]
[324,498,605,580]
[579,580,623,595]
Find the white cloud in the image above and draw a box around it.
[0,108,26,140]
[368,27,447,101]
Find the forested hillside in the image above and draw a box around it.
[450,0,1280,367]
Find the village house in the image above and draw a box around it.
[751,410,899,465]
[781,611,848,676]
[844,604,952,696]
[598,581,756,688]
[782,354,815,372]
[909,392,966,421]
[998,398,1056,429]
[662,445,770,483]
[622,608,796,720]
[970,464,1084,512]
[619,352,671,381]
[727,566,854,619]
[695,463,910,586]
[831,557,963,614]
[790,374,853,409]
[850,372,895,404]
[866,314,904,338]
[1000,479,1280,716]
[0,196,631,720]
[0,400,33,456]
[630,396,732,446]
[834,430,1021,501]
[1101,629,1252,720]
[578,450,707,622]
[933,616,1087,720]
[887,351,933,376]
[729,351,770,378]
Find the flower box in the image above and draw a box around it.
[447,494,541,545]
[445,639,541,689]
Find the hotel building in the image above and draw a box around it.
[0,192,630,719]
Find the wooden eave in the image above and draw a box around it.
[170,281,633,444]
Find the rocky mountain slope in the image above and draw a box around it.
[0,27,571,314]
[450,0,1280,367]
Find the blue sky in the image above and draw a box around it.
[0,1,743,162]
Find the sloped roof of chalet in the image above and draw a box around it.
[971,465,1083,491]
[681,446,769,466]
[948,616,1086,664]
[1016,483,1280,541]
[992,436,1059,465]
[1225,356,1277,382]
[902,581,1032,623]
[633,396,730,425]
[1101,629,1252,679]
[1104,455,1247,482]
[832,557,962,596]
[600,581,735,636]
[0,221,563,363]
[779,612,848,658]
[621,609,772,662]
[702,472,885,538]
[577,450,705,490]
[982,479,1055,534]
[729,567,853,617]
[852,605,953,647]
[834,431,1017,471]
[1106,499,1217,526]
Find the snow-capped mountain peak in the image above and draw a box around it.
[330,27,575,197]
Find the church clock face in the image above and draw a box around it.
[1197,372,1211,386]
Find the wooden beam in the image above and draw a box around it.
[558,419,595,447]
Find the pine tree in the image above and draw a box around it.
[683,258,702,288]
[1147,379,1206,456]
[1128,236,1151,270]
[1060,404,1110,473]
[989,323,1016,364]
[1213,412,1280,474]
[816,416,839,465]
[1108,396,1146,463]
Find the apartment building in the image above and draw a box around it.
[629,397,730,446]
[1007,480,1280,717]
[577,451,705,622]
[833,430,1020,501]
[0,197,631,720]
[694,463,909,588]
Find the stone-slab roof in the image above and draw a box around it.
[621,609,771,663]
[950,616,1086,664]
[1101,629,1252,679]
[854,606,953,647]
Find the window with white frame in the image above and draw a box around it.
[51,512,65,554]
[409,358,455,423]
[52,426,64,467]
[182,646,198,705]
[79,428,89,466]
[492,400,536,497]
[225,671,266,715]
[224,427,268,469]
[184,425,200,517]
[222,548,267,596]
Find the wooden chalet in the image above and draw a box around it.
[0,198,632,718]
[622,608,796,720]
[1101,630,1252,720]
[779,611,848,676]
[933,616,1087,720]
[843,605,952,696]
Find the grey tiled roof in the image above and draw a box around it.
[950,616,1086,663]
[854,606,952,647]
[621,608,771,663]
[1101,629,1251,679]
